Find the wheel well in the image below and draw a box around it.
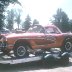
[62,37,72,46]
[64,37,72,42]
[14,39,32,49]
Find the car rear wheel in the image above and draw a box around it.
[14,44,29,58]
[61,39,72,52]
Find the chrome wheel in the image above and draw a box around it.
[65,42,72,51]
[14,44,29,58]
[17,46,26,57]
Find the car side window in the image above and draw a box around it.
[45,27,60,34]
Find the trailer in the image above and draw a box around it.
[0,49,69,65]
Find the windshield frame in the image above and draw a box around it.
[27,25,45,33]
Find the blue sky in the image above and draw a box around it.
[11,0,72,26]
[59,0,72,19]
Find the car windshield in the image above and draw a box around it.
[27,25,45,33]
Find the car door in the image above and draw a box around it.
[28,25,50,49]
[32,33,56,49]
[31,33,50,48]
[44,26,63,48]
[31,32,55,49]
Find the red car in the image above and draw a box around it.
[0,24,72,58]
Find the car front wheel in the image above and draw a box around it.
[14,44,29,58]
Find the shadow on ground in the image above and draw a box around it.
[0,58,72,72]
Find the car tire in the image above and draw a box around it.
[14,43,29,58]
[61,39,72,52]
[59,55,69,65]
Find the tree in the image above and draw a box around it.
[15,8,23,29]
[69,20,72,32]
[22,15,32,31]
[33,19,39,26]
[0,12,4,30]
[51,8,69,32]
[6,9,15,30]
[0,0,20,30]
[0,1,5,30]
[15,13,21,29]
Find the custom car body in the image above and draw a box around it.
[0,25,72,58]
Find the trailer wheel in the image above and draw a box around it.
[61,39,72,52]
[14,44,29,58]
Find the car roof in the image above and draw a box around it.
[44,24,57,28]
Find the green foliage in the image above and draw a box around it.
[69,20,72,32]
[0,0,20,30]
[0,19,4,30]
[51,8,70,32]
[0,0,20,6]
[0,12,4,30]
[22,15,32,31]
[15,13,21,29]
[6,9,14,30]
[33,19,39,26]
